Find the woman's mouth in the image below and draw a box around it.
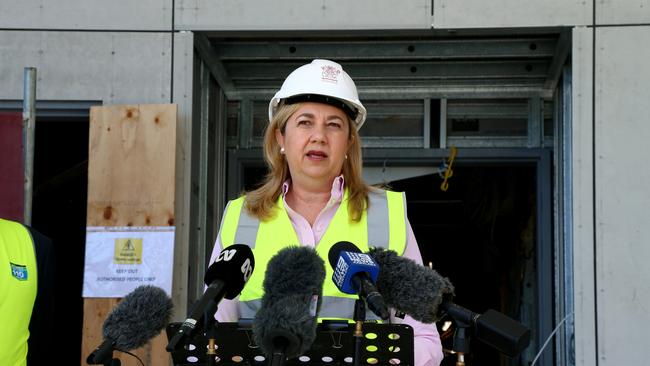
[306,150,328,160]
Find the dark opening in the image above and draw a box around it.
[390,165,537,366]
[31,117,88,364]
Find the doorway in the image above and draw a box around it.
[391,164,540,365]
[31,114,90,364]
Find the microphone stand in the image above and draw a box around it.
[452,319,470,366]
[204,300,219,366]
[352,299,366,366]
[269,338,289,366]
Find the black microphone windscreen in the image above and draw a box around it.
[204,244,255,299]
[253,246,326,358]
[368,247,454,323]
[327,241,360,268]
[103,285,173,351]
[476,309,531,357]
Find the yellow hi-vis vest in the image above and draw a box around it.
[219,188,407,321]
[0,219,38,366]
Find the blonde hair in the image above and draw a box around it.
[244,102,371,222]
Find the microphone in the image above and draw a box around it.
[327,241,389,320]
[367,247,454,323]
[166,244,255,351]
[87,285,173,365]
[368,247,530,357]
[253,246,326,364]
[440,302,531,357]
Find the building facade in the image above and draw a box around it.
[1,1,649,365]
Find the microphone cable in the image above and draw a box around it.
[530,311,574,366]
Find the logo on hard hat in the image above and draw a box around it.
[321,65,341,83]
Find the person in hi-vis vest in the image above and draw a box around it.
[0,218,54,366]
[208,59,444,366]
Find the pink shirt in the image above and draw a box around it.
[209,176,444,366]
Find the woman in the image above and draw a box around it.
[209,59,443,366]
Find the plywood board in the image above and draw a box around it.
[82,104,177,366]
[86,105,176,227]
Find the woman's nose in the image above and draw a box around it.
[310,122,327,143]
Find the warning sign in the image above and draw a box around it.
[82,226,174,297]
[114,238,143,264]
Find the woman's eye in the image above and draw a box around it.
[297,120,310,126]
[328,122,342,128]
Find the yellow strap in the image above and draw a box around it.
[441,146,457,192]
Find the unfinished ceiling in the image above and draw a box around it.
[197,29,570,101]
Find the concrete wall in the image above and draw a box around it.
[571,26,597,366]
[0,31,171,104]
[594,26,650,365]
[2,1,650,366]
[597,0,650,24]
[4,0,646,30]
[174,0,432,30]
[433,0,592,28]
[0,0,171,30]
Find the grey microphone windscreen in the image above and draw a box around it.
[103,285,174,351]
[368,248,454,323]
[253,246,326,358]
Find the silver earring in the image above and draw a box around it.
[280,147,285,154]
[345,154,348,160]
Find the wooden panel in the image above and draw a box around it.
[0,112,24,222]
[86,105,176,227]
[82,104,177,366]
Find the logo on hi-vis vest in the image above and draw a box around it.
[10,262,28,281]
[113,238,143,264]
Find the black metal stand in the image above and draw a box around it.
[268,337,289,366]
[452,321,470,366]
[166,321,414,366]
[352,299,366,366]
[203,301,219,366]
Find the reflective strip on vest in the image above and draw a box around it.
[230,189,402,251]
[220,188,407,321]
[366,190,390,249]
[239,296,378,320]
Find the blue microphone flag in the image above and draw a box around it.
[332,251,380,294]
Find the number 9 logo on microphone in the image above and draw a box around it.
[241,258,252,282]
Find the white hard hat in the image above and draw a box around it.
[268,59,367,130]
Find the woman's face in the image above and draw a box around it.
[275,102,352,187]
